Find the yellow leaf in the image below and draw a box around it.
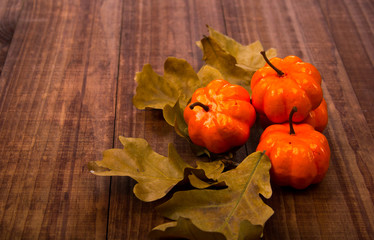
[156,151,273,240]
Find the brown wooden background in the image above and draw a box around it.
[0,0,373,239]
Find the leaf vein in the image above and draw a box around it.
[220,152,264,232]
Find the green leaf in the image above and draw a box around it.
[88,137,190,202]
[149,217,226,240]
[156,151,273,240]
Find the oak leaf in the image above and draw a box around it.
[198,26,277,93]
[149,217,226,240]
[156,151,273,240]
[88,137,224,202]
[133,57,222,112]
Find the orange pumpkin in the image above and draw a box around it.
[303,98,328,132]
[256,107,330,189]
[259,98,328,132]
[184,79,256,153]
[251,52,323,123]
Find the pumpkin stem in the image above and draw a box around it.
[190,102,209,112]
[260,51,284,76]
[289,106,298,135]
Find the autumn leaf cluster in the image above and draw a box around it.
[88,26,276,240]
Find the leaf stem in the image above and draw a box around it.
[289,106,298,135]
[190,102,209,112]
[260,51,284,76]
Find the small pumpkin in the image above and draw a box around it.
[251,52,323,123]
[256,107,330,189]
[303,98,328,132]
[259,98,328,132]
[184,79,256,154]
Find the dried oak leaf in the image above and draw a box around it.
[155,151,273,240]
[133,58,223,156]
[149,217,226,240]
[133,57,222,111]
[187,160,226,189]
[88,136,224,202]
[197,25,277,94]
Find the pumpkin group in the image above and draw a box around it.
[253,53,330,189]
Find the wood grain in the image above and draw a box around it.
[0,0,121,238]
[0,0,22,75]
[318,0,374,135]
[0,0,373,239]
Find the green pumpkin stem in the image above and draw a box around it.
[289,106,298,135]
[190,102,209,112]
[260,51,284,76]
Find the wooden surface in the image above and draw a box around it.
[0,0,373,239]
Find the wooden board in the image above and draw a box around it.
[0,0,22,75]
[0,0,373,239]
[0,0,121,238]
